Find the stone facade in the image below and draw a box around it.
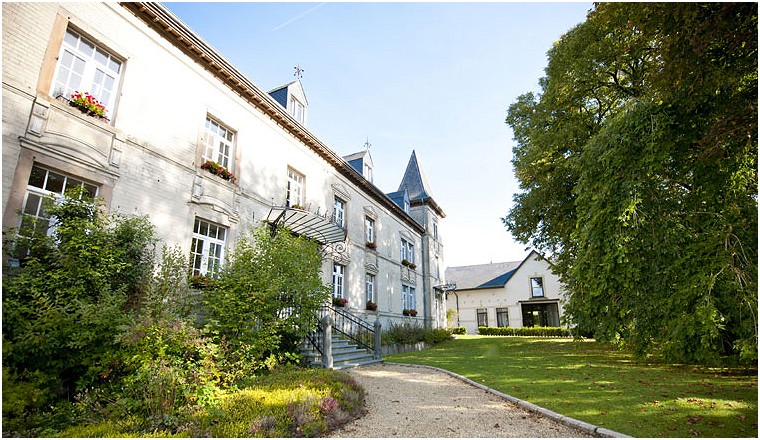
[2,2,447,329]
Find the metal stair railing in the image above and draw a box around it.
[319,304,375,351]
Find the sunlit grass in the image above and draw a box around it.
[385,335,757,438]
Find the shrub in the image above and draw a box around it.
[451,327,467,335]
[477,326,572,337]
[383,322,452,345]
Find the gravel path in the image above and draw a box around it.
[329,363,593,438]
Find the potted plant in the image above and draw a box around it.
[333,297,348,307]
[366,241,377,250]
[290,204,304,210]
[200,160,236,183]
[402,309,418,317]
[366,301,378,311]
[401,259,417,270]
[69,91,109,120]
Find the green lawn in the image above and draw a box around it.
[385,336,757,438]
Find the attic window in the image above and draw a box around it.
[290,96,305,124]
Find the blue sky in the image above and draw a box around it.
[165,1,592,267]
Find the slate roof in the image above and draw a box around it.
[445,261,523,291]
[398,150,433,201]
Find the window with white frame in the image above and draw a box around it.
[290,96,305,124]
[366,273,375,303]
[190,218,227,278]
[18,164,98,239]
[333,197,345,228]
[332,263,345,298]
[400,237,414,264]
[530,277,545,297]
[364,163,373,183]
[402,284,416,311]
[496,307,509,327]
[286,168,304,207]
[364,217,375,243]
[477,308,488,327]
[202,116,235,170]
[52,27,122,115]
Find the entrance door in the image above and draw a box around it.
[521,303,559,327]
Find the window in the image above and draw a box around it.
[332,263,345,298]
[286,168,304,207]
[203,116,235,170]
[496,308,509,327]
[190,218,227,277]
[364,217,375,243]
[531,277,545,297]
[433,221,439,241]
[400,237,414,264]
[477,308,488,327]
[364,163,373,183]
[366,274,375,303]
[333,197,345,228]
[15,165,98,258]
[290,96,305,124]
[52,27,122,115]
[402,284,416,310]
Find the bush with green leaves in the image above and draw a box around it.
[2,192,156,435]
[383,322,453,345]
[478,326,571,337]
[451,327,467,335]
[203,225,330,381]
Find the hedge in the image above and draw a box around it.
[477,326,571,337]
[451,327,467,335]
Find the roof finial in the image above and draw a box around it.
[294,64,304,80]
[363,137,372,151]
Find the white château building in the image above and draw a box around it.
[1,2,448,330]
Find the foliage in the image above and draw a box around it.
[386,336,757,438]
[204,366,365,438]
[383,322,452,345]
[477,326,571,337]
[504,2,757,364]
[450,326,467,335]
[203,225,330,382]
[2,192,157,435]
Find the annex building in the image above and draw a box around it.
[445,251,566,334]
[2,2,448,330]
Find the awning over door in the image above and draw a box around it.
[266,206,346,245]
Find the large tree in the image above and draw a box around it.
[505,3,757,364]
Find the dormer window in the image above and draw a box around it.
[364,163,374,183]
[290,96,305,124]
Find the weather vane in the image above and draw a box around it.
[363,138,372,151]
[294,64,304,80]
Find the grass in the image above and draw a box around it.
[385,335,757,438]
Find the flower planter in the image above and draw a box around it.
[402,309,418,317]
[333,297,348,307]
[365,241,377,250]
[366,301,378,311]
[200,160,236,183]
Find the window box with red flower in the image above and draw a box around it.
[401,259,417,270]
[200,160,236,183]
[66,91,110,122]
[366,301,378,311]
[403,309,418,317]
[365,241,377,250]
[333,297,348,307]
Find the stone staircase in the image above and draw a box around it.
[304,333,381,370]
